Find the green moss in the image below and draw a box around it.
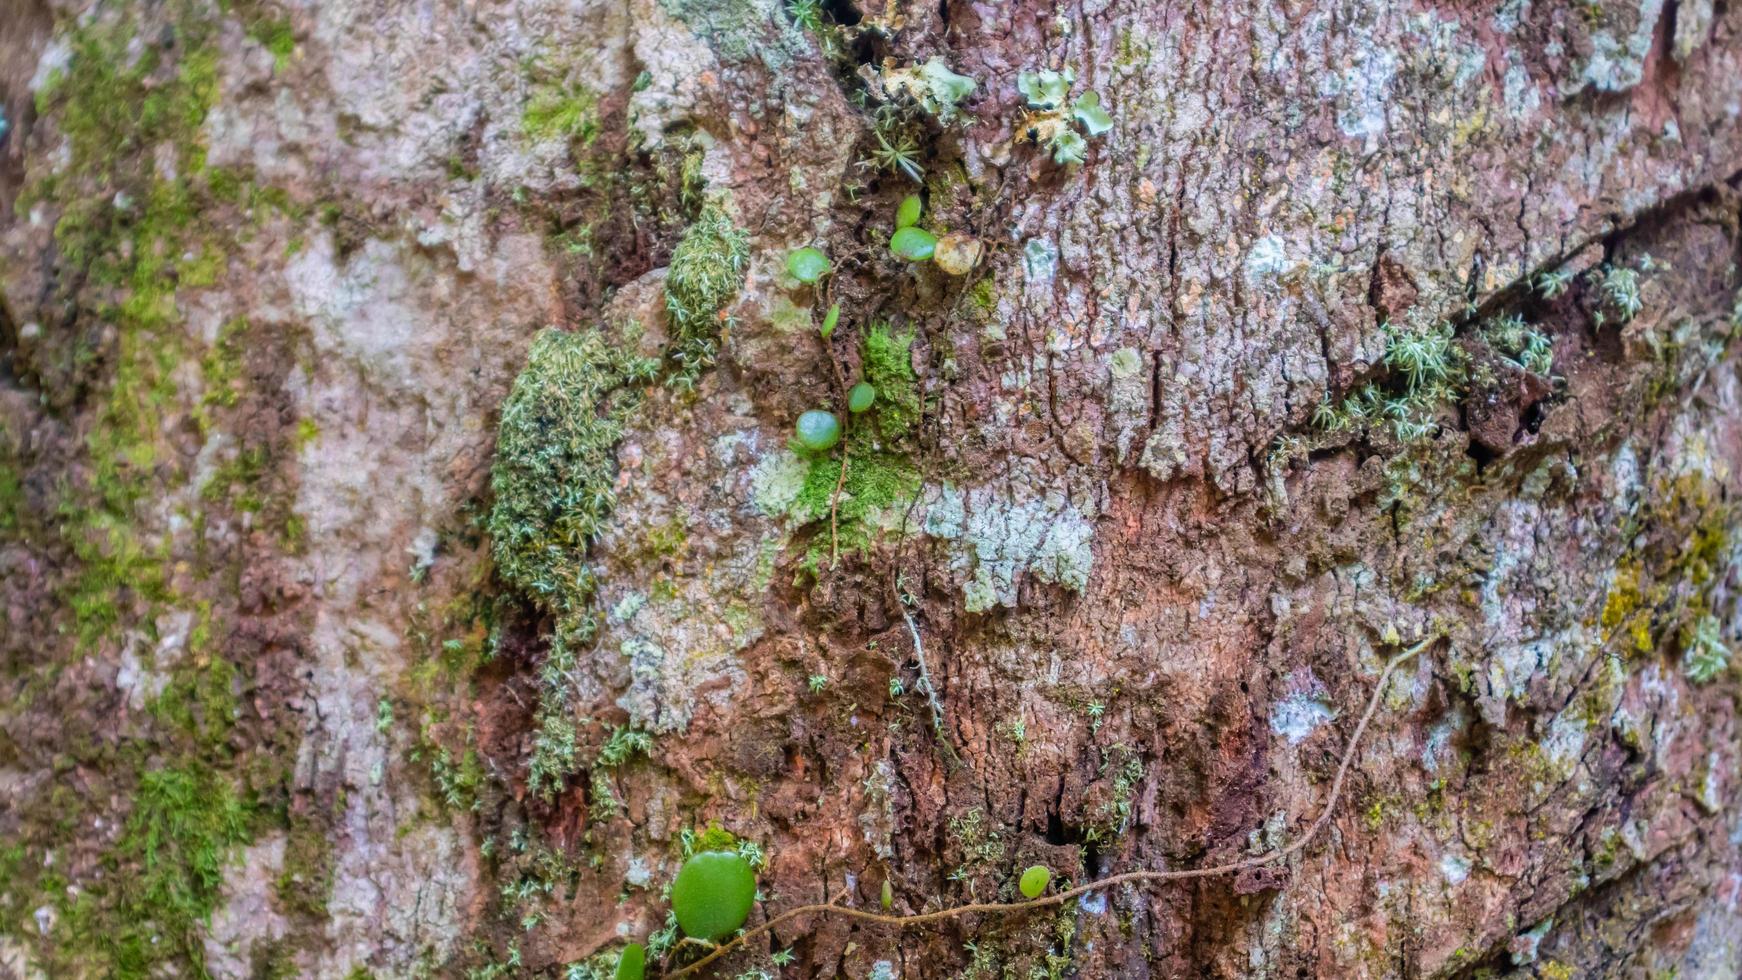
[663,201,748,385]
[862,323,921,440]
[91,764,252,978]
[276,813,336,918]
[487,327,659,795]
[521,81,600,145]
[789,450,921,567]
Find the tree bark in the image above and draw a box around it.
[4,0,1742,977]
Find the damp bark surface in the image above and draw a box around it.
[4,0,1742,978]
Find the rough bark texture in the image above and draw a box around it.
[4,0,1742,977]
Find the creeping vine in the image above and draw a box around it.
[661,637,1439,977]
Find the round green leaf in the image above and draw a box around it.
[786,247,831,284]
[794,410,841,452]
[615,943,646,980]
[896,194,922,230]
[889,227,938,262]
[848,382,876,413]
[671,851,757,941]
[1018,865,1052,899]
[820,303,840,339]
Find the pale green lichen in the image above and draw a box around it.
[927,486,1095,611]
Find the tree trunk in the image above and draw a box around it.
[5,0,1742,976]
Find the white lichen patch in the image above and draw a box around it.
[749,446,809,516]
[923,484,1096,611]
[1270,686,1337,744]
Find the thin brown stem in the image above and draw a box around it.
[664,637,1438,978]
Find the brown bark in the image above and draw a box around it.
[3,0,1742,978]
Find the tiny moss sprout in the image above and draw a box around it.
[1018,864,1052,898]
[795,409,842,451]
[848,382,876,413]
[808,674,828,693]
[615,943,645,980]
[820,303,840,339]
[670,851,757,941]
[896,194,922,230]
[787,246,831,284]
[890,226,938,262]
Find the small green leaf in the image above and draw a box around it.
[615,943,646,980]
[889,227,938,262]
[1018,865,1052,899]
[786,246,831,284]
[848,382,876,413]
[1072,90,1113,137]
[820,303,840,339]
[671,851,758,941]
[1049,129,1087,165]
[794,410,842,452]
[881,878,894,910]
[1017,68,1074,109]
[896,194,922,230]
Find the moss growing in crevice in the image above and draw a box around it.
[487,327,660,794]
[663,201,748,386]
[862,322,922,441]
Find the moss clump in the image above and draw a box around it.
[791,451,920,556]
[521,81,600,145]
[488,328,659,795]
[94,765,252,978]
[862,323,921,440]
[664,202,748,385]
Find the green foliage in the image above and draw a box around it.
[1481,313,1554,376]
[670,851,757,941]
[488,328,659,794]
[522,82,600,145]
[665,202,749,383]
[862,324,921,439]
[597,726,654,767]
[786,246,830,284]
[896,194,922,230]
[820,303,840,339]
[848,382,877,413]
[794,410,842,452]
[1596,264,1643,326]
[861,125,924,183]
[889,226,938,262]
[1314,318,1466,443]
[1018,865,1052,899]
[102,765,252,978]
[615,944,646,980]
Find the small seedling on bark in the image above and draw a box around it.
[1018,865,1052,898]
[820,303,840,338]
[848,382,876,413]
[890,227,938,261]
[896,194,922,229]
[615,943,646,980]
[671,851,757,940]
[787,246,830,284]
[795,410,841,451]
